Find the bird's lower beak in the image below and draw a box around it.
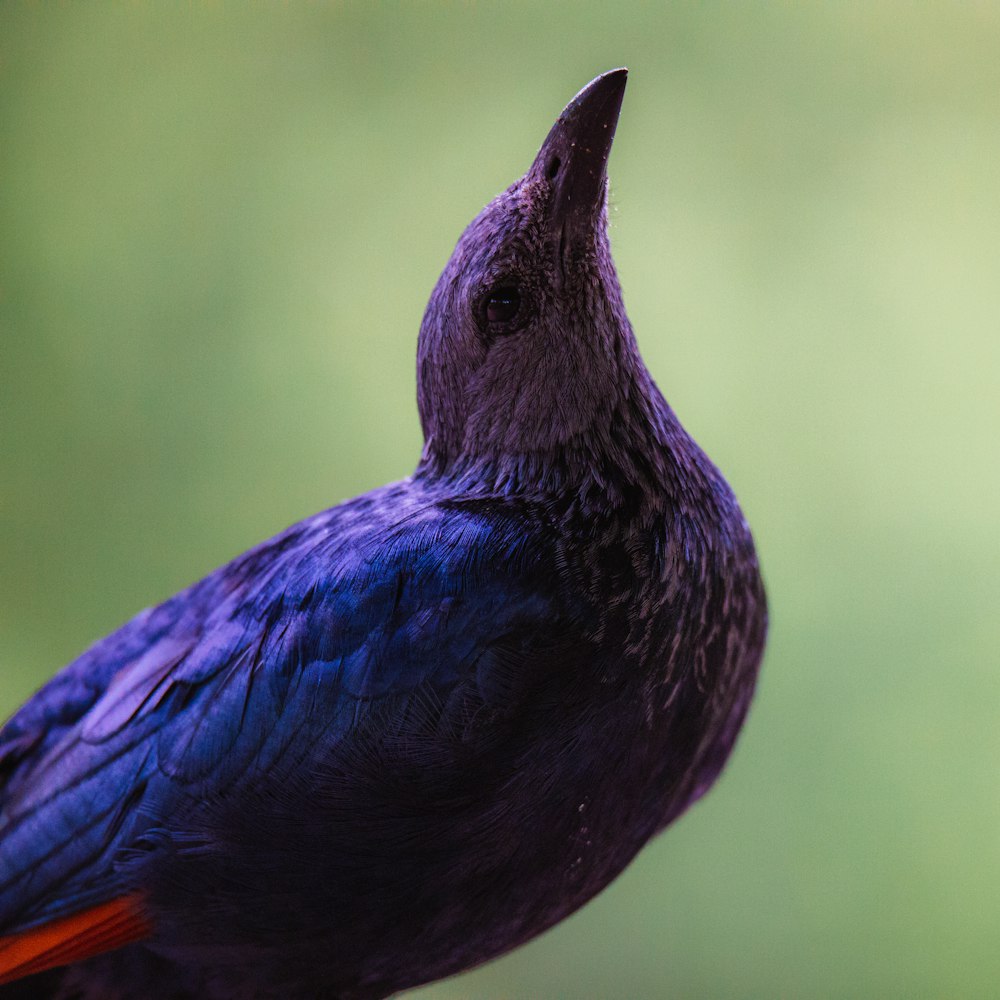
[530,68,628,251]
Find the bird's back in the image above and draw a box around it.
[0,480,588,995]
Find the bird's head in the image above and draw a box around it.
[417,69,656,486]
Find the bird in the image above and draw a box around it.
[0,69,766,999]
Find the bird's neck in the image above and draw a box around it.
[415,366,729,521]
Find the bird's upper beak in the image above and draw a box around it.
[529,68,628,250]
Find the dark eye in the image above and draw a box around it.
[485,287,521,325]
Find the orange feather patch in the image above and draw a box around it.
[0,894,151,985]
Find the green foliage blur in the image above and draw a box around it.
[2,4,998,998]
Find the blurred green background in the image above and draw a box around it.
[2,4,998,998]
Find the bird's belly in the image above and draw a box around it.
[334,701,674,994]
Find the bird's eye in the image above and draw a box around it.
[485,287,521,325]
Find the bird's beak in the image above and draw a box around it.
[530,68,628,251]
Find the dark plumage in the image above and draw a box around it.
[0,70,766,999]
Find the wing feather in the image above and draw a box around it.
[0,491,573,956]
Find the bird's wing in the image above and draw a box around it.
[0,511,332,983]
[0,492,575,964]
